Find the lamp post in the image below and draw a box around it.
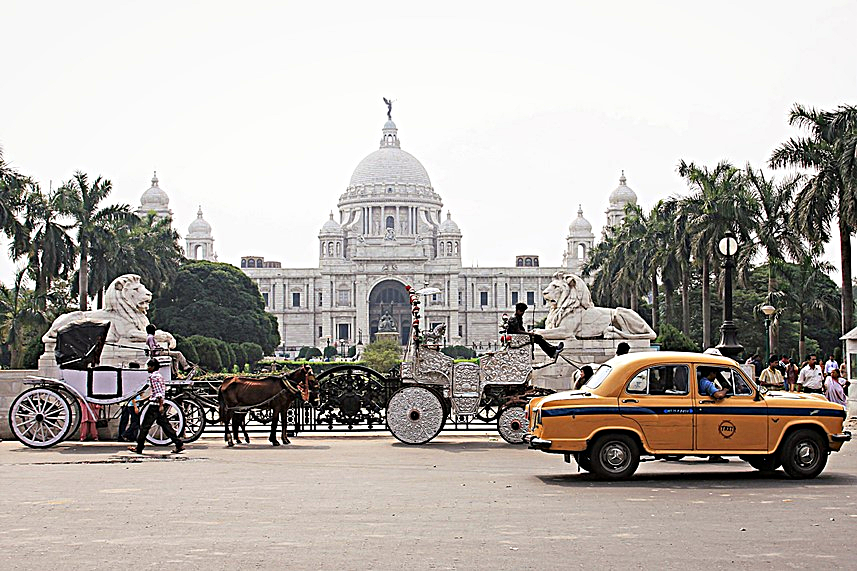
[761,304,776,363]
[715,231,743,360]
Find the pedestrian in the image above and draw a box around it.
[824,354,840,375]
[751,354,764,378]
[506,302,564,359]
[824,369,847,407]
[758,355,785,392]
[78,399,101,441]
[117,394,142,442]
[782,357,798,391]
[129,359,184,454]
[574,365,594,390]
[797,354,824,394]
[616,342,630,356]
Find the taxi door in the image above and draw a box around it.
[694,366,767,452]
[620,364,694,451]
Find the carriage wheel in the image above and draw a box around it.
[9,388,73,448]
[57,389,82,440]
[177,397,206,443]
[141,398,185,446]
[497,406,527,445]
[386,386,445,445]
[250,408,274,424]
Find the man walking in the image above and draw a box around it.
[506,302,563,359]
[129,359,184,454]
[824,354,840,375]
[782,356,799,392]
[797,354,824,394]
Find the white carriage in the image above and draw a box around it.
[8,320,185,448]
[385,286,549,445]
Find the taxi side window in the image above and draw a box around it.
[727,369,753,396]
[626,365,690,396]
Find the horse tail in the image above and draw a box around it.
[217,385,227,425]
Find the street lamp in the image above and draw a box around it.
[715,231,744,360]
[760,303,776,363]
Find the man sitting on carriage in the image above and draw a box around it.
[506,302,564,359]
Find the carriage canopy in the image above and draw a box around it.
[54,320,110,369]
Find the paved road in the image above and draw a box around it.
[1,434,855,570]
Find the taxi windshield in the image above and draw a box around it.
[583,365,612,390]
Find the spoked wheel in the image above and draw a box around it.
[177,397,207,443]
[9,387,73,448]
[140,398,185,446]
[497,406,527,444]
[386,386,445,445]
[57,390,82,440]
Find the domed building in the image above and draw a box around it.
[241,109,634,356]
[605,170,637,230]
[135,172,218,262]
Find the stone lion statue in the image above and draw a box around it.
[43,274,176,348]
[533,272,656,341]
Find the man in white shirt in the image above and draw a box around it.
[824,355,839,374]
[797,354,824,394]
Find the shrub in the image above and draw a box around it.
[441,345,476,359]
[361,338,401,373]
[305,347,322,359]
[655,324,699,352]
[188,335,222,371]
[230,343,246,369]
[241,342,264,366]
[175,335,199,364]
[323,345,338,360]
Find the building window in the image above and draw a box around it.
[292,292,301,308]
[318,292,323,307]
[241,259,247,268]
[386,216,395,229]
[318,326,323,338]
[458,325,463,337]
[480,291,488,306]
[248,259,256,268]
[524,258,533,267]
[511,291,518,306]
[337,323,350,342]
[338,290,350,306]
[526,291,535,306]
[458,291,462,306]
[533,258,539,267]
[262,292,269,306]
[516,258,524,267]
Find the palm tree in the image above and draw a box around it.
[0,148,28,252]
[0,269,40,368]
[778,256,839,359]
[770,104,857,337]
[677,160,758,349]
[662,197,693,335]
[57,172,134,310]
[742,166,805,353]
[16,184,76,311]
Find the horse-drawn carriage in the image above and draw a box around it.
[8,320,193,448]
[383,285,551,445]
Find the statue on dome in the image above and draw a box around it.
[383,97,393,120]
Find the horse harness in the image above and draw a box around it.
[224,374,310,413]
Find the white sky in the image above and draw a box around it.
[2,0,855,286]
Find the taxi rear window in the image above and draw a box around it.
[583,365,612,390]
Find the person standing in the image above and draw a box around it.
[78,400,101,441]
[758,356,785,391]
[117,395,142,442]
[824,369,847,407]
[129,359,184,454]
[506,302,564,359]
[797,354,824,394]
[824,354,840,375]
[782,357,799,392]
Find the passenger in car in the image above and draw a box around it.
[697,367,728,400]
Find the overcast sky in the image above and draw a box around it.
[2,0,855,287]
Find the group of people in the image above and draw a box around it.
[755,353,850,407]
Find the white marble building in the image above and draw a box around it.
[240,114,638,356]
[136,172,218,261]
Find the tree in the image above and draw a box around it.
[777,255,840,359]
[151,261,280,354]
[56,171,134,310]
[0,148,28,244]
[187,335,222,372]
[240,342,264,367]
[677,160,757,348]
[770,104,857,337]
[361,338,401,373]
[0,270,41,368]
[655,324,699,352]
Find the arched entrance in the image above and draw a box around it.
[369,279,410,345]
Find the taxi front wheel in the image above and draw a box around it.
[590,434,640,480]
[781,429,827,479]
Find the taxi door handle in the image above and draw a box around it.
[622,398,638,403]
[698,399,715,404]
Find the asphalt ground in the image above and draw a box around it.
[0,433,855,570]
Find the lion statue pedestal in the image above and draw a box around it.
[37,274,177,378]
[530,272,656,391]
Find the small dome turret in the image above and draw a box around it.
[319,212,344,235]
[609,171,637,206]
[137,171,172,219]
[569,205,593,235]
[438,211,461,235]
[187,206,212,237]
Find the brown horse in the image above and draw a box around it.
[218,365,318,447]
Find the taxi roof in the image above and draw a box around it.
[604,351,740,369]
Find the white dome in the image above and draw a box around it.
[187,206,212,237]
[319,212,343,235]
[569,205,593,235]
[609,171,637,206]
[140,172,169,208]
[438,211,461,234]
[348,120,432,189]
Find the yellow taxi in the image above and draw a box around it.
[525,351,851,479]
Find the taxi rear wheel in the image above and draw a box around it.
[781,429,827,479]
[590,434,639,480]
